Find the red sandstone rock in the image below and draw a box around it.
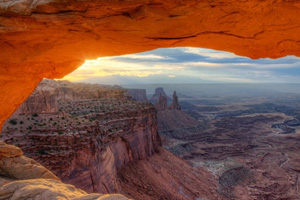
[14,79,130,115]
[150,87,170,103]
[119,147,224,200]
[169,91,181,110]
[1,0,300,129]
[1,79,161,195]
[154,94,168,110]
[0,142,129,200]
[126,89,148,102]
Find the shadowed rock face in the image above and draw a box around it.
[1,80,161,194]
[170,91,181,110]
[126,89,148,102]
[0,142,130,200]
[1,0,300,129]
[0,80,223,200]
[150,87,169,103]
[154,89,181,111]
[155,94,168,110]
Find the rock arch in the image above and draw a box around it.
[1,0,300,128]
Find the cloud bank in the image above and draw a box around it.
[61,47,300,84]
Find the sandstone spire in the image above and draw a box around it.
[155,93,168,110]
[150,87,170,103]
[170,91,181,110]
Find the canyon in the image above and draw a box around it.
[154,84,300,200]
[3,80,300,199]
[0,80,222,200]
[1,0,300,199]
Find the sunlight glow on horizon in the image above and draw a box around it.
[59,47,300,84]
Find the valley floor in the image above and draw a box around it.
[161,97,300,200]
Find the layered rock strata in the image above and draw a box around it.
[0,142,130,200]
[119,147,223,200]
[1,80,161,194]
[1,80,225,199]
[126,89,148,102]
[15,79,130,115]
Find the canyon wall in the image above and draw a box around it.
[15,79,130,115]
[1,80,161,194]
[0,142,129,199]
[1,81,223,200]
[2,107,160,194]
[126,89,148,102]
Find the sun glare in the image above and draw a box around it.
[59,47,300,84]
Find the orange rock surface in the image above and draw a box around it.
[1,0,300,129]
[0,142,131,200]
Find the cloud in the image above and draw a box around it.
[183,47,239,59]
[60,47,300,84]
[120,54,169,60]
[168,75,176,78]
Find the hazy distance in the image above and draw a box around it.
[61,47,300,85]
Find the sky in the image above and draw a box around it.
[60,47,300,85]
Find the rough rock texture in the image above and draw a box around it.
[0,142,58,181]
[1,79,161,195]
[15,79,129,115]
[126,89,148,102]
[0,80,225,199]
[154,89,182,111]
[154,94,168,111]
[150,88,169,103]
[0,142,130,200]
[1,0,300,129]
[119,147,224,200]
[169,91,181,110]
[157,109,205,140]
[0,179,130,200]
[5,108,161,194]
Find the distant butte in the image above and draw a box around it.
[1,0,300,129]
[151,87,170,103]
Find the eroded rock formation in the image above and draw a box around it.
[0,80,224,200]
[170,91,181,110]
[153,89,181,111]
[154,94,168,111]
[14,79,129,115]
[1,0,300,130]
[0,142,130,200]
[150,87,169,103]
[119,147,224,200]
[1,80,161,195]
[126,89,148,102]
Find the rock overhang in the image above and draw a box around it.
[1,0,300,128]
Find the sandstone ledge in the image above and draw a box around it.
[0,142,130,200]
